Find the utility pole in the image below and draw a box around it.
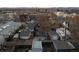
[64,20,69,40]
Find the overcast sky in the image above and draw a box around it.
[0,0,79,7]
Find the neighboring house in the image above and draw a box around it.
[56,28,71,40]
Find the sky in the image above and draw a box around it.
[0,0,79,7]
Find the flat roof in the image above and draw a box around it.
[32,40,42,49]
[53,40,75,50]
[20,30,31,36]
[16,40,32,45]
[31,48,42,52]
[33,37,45,41]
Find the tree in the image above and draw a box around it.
[67,15,79,40]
